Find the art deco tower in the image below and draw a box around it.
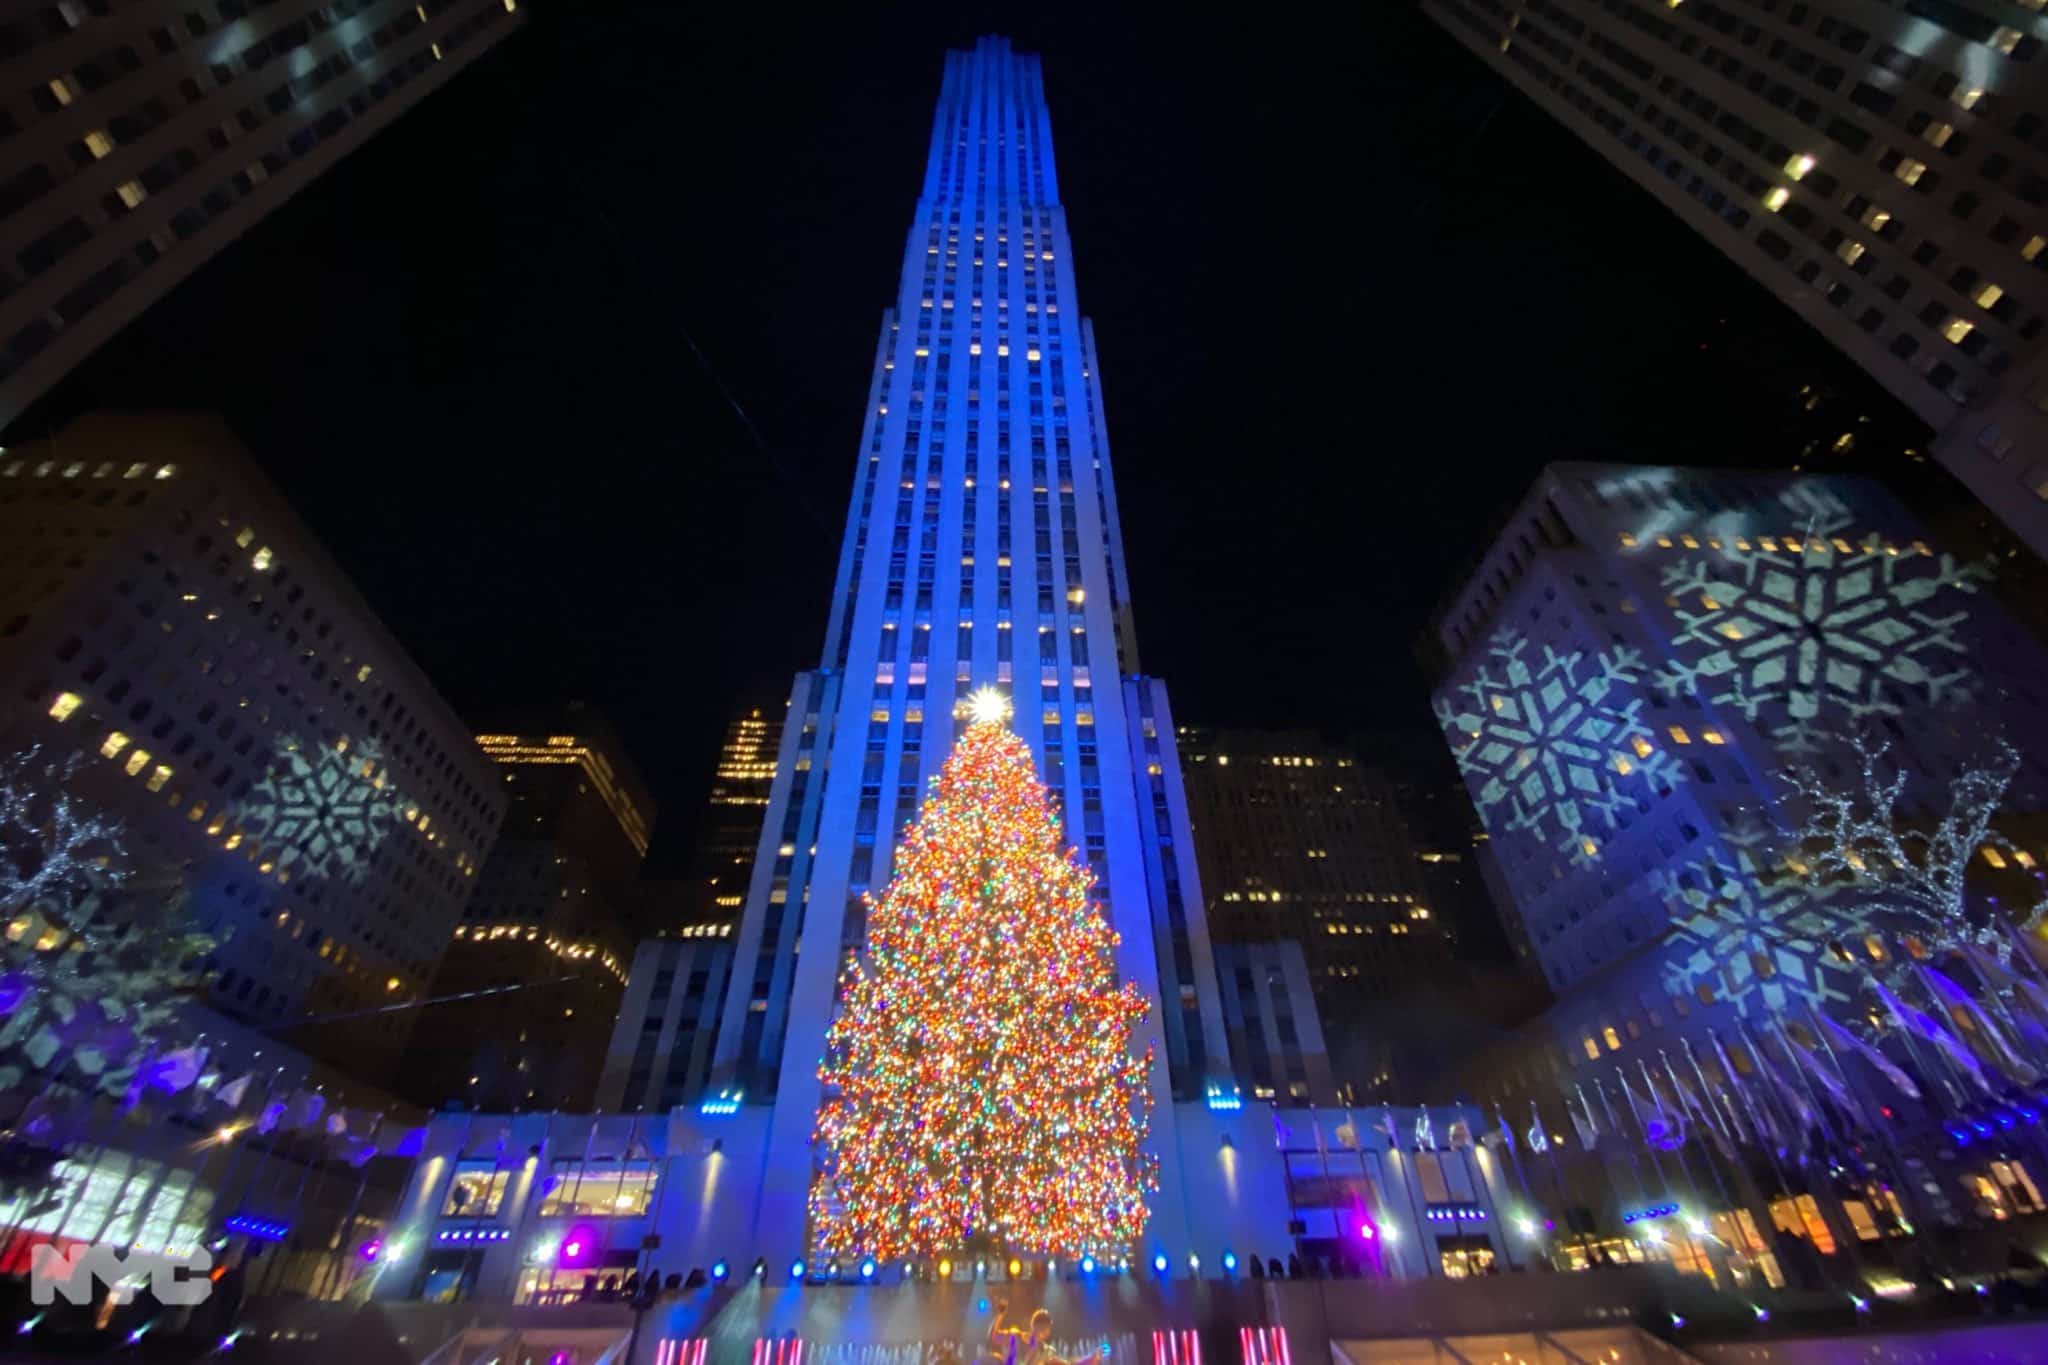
[712,36,1234,1260]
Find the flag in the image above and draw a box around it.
[1568,1093,1598,1151]
[256,1100,287,1134]
[1526,1101,1549,1155]
[1448,1118,1473,1150]
[142,1046,208,1095]
[390,1126,429,1158]
[1813,1010,1921,1101]
[1334,1119,1360,1149]
[1921,964,2038,1084]
[1873,977,1993,1094]
[1378,1110,1399,1148]
[325,1113,348,1136]
[1414,1111,1437,1150]
[214,1073,254,1108]
[284,1090,327,1131]
[1496,1109,1516,1153]
[1712,1033,1779,1146]
[1963,946,2048,1050]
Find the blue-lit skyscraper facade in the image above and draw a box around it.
[709,37,1233,1263]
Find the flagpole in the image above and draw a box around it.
[1533,1100,1583,1267]
[1615,1068,1680,1226]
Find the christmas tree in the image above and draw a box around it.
[809,689,1156,1260]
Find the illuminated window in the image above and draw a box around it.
[1993,26,2021,53]
[1668,726,1692,745]
[1975,282,2004,309]
[115,180,146,209]
[84,129,113,158]
[1784,153,1816,179]
[1926,122,1955,148]
[1763,187,1790,212]
[441,1161,511,1217]
[1583,1037,1601,1060]
[1632,735,1653,758]
[1863,206,1891,231]
[47,78,72,106]
[1602,1026,1623,1052]
[99,732,130,759]
[146,765,172,793]
[1943,317,1974,344]
[2017,850,2038,870]
[1983,847,2009,868]
[1701,729,1725,745]
[1612,755,1634,776]
[1956,87,1983,110]
[1837,240,1865,266]
[1895,158,1927,187]
[1718,621,1745,640]
[2025,236,2046,262]
[123,749,150,778]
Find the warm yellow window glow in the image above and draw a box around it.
[1976,282,2004,308]
[1984,847,2009,868]
[1581,837,1600,859]
[99,732,130,759]
[1944,317,1974,344]
[1956,87,1983,110]
[1895,158,1927,187]
[48,79,72,107]
[1784,153,1816,179]
[1702,729,1726,745]
[1669,725,1692,745]
[1613,755,1634,776]
[123,749,150,778]
[48,692,82,721]
[1632,735,1653,758]
[1603,1027,1623,1052]
[2024,236,2046,262]
[84,129,114,158]
[1583,1037,1601,1060]
[1718,621,1746,639]
[1837,240,1864,265]
[1763,187,1791,212]
[2017,850,2039,870]
[1926,122,1954,148]
[145,764,171,793]
[1864,206,1891,231]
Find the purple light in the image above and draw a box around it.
[562,1238,585,1260]
[1355,1221,1376,1241]
[359,1239,382,1262]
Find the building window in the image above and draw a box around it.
[442,1161,510,1218]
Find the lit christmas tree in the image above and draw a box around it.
[809,688,1156,1261]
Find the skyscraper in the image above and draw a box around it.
[711,36,1233,1263]
[1430,462,2048,1098]
[0,0,524,431]
[404,709,651,1110]
[681,698,781,933]
[0,413,504,1081]
[1422,0,2048,558]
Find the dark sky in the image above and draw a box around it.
[13,1,1921,873]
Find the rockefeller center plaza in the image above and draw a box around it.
[10,7,2048,1365]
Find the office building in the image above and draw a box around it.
[1211,941,1337,1106]
[1423,0,2048,557]
[701,35,1237,1267]
[593,936,735,1113]
[0,412,504,1079]
[680,698,780,933]
[0,0,524,431]
[1177,728,1452,995]
[407,711,652,1111]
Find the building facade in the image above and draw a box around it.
[1430,461,2048,1269]
[1178,728,1453,1000]
[0,412,504,1079]
[0,0,524,431]
[593,937,735,1114]
[1211,941,1338,1106]
[406,712,652,1111]
[707,36,1235,1267]
[1423,0,2048,557]
[679,698,780,934]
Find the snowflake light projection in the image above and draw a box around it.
[1651,498,1987,751]
[1655,827,1858,1018]
[1436,629,1685,867]
[238,738,403,883]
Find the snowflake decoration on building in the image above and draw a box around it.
[1656,827,1858,1018]
[1436,629,1685,867]
[239,737,403,883]
[1653,530,1987,753]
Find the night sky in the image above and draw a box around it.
[12,2,1921,874]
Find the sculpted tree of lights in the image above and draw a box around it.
[239,735,404,883]
[1651,507,1988,753]
[1656,825,1858,1018]
[0,749,213,1100]
[808,689,1156,1261]
[1435,629,1684,868]
[1782,734,2040,965]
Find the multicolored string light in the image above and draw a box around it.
[808,709,1156,1260]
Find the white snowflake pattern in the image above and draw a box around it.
[1436,629,1686,867]
[1652,530,1985,752]
[1656,828,1859,1018]
[240,738,403,883]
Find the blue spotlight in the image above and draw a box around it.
[753,1257,767,1279]
[1080,1254,1097,1275]
[1152,1252,1169,1276]
[861,1257,877,1281]
[790,1258,806,1281]
[712,1259,729,1281]
[1221,1249,1239,1274]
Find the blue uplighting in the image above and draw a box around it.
[434,1226,511,1243]
[712,1260,729,1281]
[1080,1255,1097,1275]
[790,1259,806,1281]
[860,1257,877,1281]
[1204,1083,1243,1112]
[1221,1250,1238,1274]
[1620,1203,1679,1225]
[1152,1252,1169,1275]
[224,1215,290,1242]
[700,1089,744,1116]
